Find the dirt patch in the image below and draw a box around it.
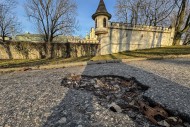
[61,74,189,127]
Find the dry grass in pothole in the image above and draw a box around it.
[61,74,188,127]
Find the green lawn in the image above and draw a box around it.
[0,56,92,69]
[0,46,190,69]
[91,46,190,61]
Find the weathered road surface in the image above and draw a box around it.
[0,58,190,127]
[127,58,190,88]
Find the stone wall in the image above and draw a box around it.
[15,33,99,44]
[99,22,175,55]
[0,42,100,59]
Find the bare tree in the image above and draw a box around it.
[115,0,129,23]
[173,0,190,45]
[183,29,190,45]
[0,0,20,42]
[115,0,176,26]
[25,0,77,58]
[115,0,143,25]
[25,0,77,42]
[0,4,2,14]
[146,0,176,26]
[0,0,21,59]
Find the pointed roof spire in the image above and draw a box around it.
[92,0,112,20]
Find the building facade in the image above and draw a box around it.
[92,0,175,55]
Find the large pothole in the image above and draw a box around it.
[61,74,189,127]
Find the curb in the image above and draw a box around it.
[122,54,190,63]
[87,59,122,65]
[122,58,147,62]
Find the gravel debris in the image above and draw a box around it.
[61,75,187,127]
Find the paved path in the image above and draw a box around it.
[0,58,190,127]
[126,58,190,88]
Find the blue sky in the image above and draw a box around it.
[15,0,116,37]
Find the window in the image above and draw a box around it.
[103,18,106,28]
[95,19,97,28]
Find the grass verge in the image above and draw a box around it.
[0,56,92,69]
[91,46,190,61]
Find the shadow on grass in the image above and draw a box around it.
[91,46,190,61]
[118,46,190,58]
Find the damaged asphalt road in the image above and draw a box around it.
[0,58,190,127]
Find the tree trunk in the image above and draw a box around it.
[65,42,71,58]
[2,35,5,42]
[173,0,189,45]
[50,43,55,59]
[44,42,51,59]
[50,36,55,58]
[2,43,13,59]
[0,37,13,59]
[173,32,182,45]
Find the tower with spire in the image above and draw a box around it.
[92,0,112,36]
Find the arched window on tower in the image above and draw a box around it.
[95,19,97,28]
[103,18,106,28]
